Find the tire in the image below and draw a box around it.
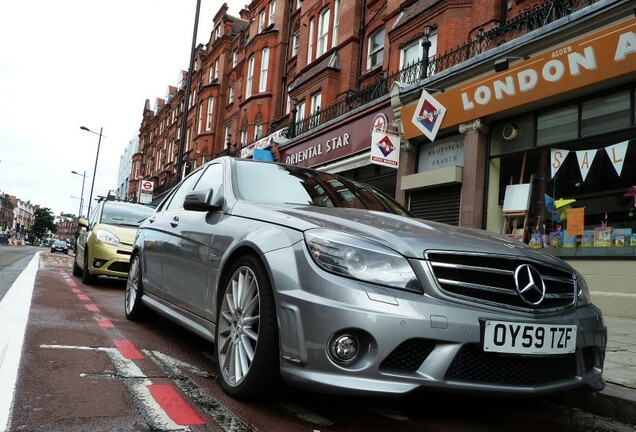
[215,255,280,399]
[81,248,96,284]
[72,256,82,277]
[125,254,147,321]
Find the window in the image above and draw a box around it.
[258,10,266,32]
[194,163,223,205]
[197,103,203,135]
[307,18,315,63]
[214,60,219,80]
[228,84,234,103]
[296,0,302,10]
[254,123,263,140]
[367,28,384,70]
[246,55,255,98]
[292,31,300,57]
[241,129,248,147]
[269,0,276,25]
[215,24,221,40]
[317,8,330,57]
[208,66,213,83]
[165,168,204,210]
[259,48,269,93]
[537,106,578,146]
[232,50,238,68]
[296,100,306,121]
[400,33,438,74]
[581,91,630,136]
[332,0,340,49]
[206,97,214,131]
[310,92,321,114]
[225,123,232,148]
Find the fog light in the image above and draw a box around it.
[93,260,103,268]
[329,334,359,365]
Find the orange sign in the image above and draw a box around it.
[401,18,636,139]
[567,208,585,236]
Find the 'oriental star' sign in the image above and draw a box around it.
[411,89,446,142]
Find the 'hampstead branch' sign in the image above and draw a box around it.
[402,18,636,139]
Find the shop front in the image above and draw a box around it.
[397,7,636,317]
[279,104,399,198]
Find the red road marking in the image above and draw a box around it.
[72,288,82,294]
[96,318,114,329]
[77,294,90,301]
[85,304,100,312]
[114,339,144,360]
[67,280,78,287]
[147,384,206,425]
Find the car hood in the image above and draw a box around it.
[232,202,568,267]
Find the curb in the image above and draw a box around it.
[556,383,636,425]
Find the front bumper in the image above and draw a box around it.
[266,245,607,396]
[88,241,133,277]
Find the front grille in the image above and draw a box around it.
[108,261,130,273]
[380,338,435,372]
[426,251,576,312]
[380,339,436,372]
[445,344,576,385]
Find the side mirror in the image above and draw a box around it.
[77,218,89,228]
[184,188,221,212]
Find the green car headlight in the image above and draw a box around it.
[305,229,422,293]
[95,229,120,247]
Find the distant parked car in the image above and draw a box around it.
[125,157,607,400]
[73,200,154,284]
[50,239,69,254]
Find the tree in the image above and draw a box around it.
[31,207,57,239]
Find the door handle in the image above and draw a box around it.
[170,216,179,228]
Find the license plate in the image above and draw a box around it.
[483,320,577,355]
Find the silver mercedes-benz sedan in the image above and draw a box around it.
[126,156,606,399]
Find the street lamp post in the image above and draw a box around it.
[80,126,103,219]
[421,25,432,79]
[71,170,87,217]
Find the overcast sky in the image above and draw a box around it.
[0,0,242,221]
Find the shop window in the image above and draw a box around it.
[537,105,578,146]
[581,91,630,137]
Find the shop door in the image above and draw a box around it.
[409,184,461,226]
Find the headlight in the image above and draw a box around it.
[95,229,120,247]
[304,229,421,292]
[575,271,591,306]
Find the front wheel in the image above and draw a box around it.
[215,255,280,399]
[125,254,147,321]
[81,248,96,284]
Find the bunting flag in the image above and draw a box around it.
[550,141,631,180]
[576,149,597,182]
[551,148,569,179]
[605,141,628,177]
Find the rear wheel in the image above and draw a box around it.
[125,254,147,320]
[81,248,96,284]
[215,255,280,399]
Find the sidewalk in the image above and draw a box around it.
[559,315,636,425]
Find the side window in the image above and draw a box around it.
[194,163,223,204]
[164,170,205,211]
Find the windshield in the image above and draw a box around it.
[101,202,155,226]
[234,160,411,216]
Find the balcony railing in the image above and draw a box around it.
[284,0,598,138]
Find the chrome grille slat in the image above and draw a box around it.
[426,251,576,312]
[430,262,514,276]
[437,278,518,296]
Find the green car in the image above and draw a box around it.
[73,200,154,284]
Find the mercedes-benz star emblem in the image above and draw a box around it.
[514,264,546,305]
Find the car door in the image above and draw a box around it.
[160,164,223,316]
